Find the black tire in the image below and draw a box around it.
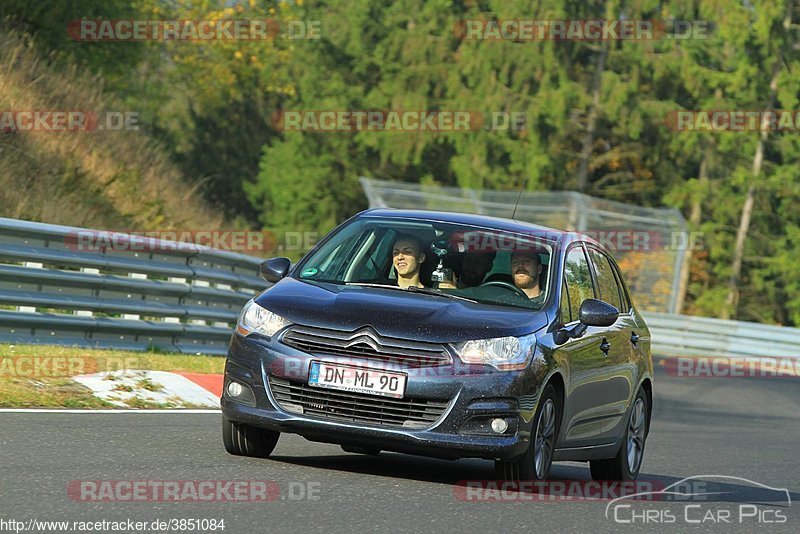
[222,415,279,458]
[590,388,649,481]
[496,383,560,482]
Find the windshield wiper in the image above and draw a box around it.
[346,282,477,303]
[407,286,479,303]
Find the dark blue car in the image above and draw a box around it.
[221,209,653,481]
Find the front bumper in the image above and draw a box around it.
[221,331,545,461]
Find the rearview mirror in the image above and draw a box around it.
[260,257,291,283]
[579,298,619,327]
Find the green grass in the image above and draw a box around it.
[137,377,163,392]
[0,343,224,408]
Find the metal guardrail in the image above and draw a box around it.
[644,311,800,359]
[1,217,798,360]
[0,218,265,355]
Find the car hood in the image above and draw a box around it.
[254,278,549,343]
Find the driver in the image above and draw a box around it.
[511,250,544,303]
[391,234,426,289]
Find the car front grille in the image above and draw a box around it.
[280,325,451,367]
[268,377,450,429]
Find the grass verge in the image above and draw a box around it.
[0,344,224,408]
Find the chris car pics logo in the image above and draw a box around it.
[606,475,790,525]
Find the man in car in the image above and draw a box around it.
[439,251,496,289]
[511,250,544,302]
[392,234,426,289]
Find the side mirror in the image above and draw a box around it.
[260,257,291,283]
[579,298,619,327]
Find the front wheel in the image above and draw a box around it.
[496,383,560,481]
[222,415,280,458]
[590,388,648,481]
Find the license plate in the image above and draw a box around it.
[308,361,407,399]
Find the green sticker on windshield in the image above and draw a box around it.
[301,267,318,277]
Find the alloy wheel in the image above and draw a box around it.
[534,398,556,479]
[626,397,646,474]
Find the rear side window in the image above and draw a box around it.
[563,245,593,321]
[587,247,623,311]
[608,257,632,312]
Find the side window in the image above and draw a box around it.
[587,247,623,311]
[318,244,344,272]
[353,230,393,282]
[608,257,632,312]
[301,221,365,279]
[564,246,594,320]
[560,279,572,323]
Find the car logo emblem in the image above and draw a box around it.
[345,328,381,351]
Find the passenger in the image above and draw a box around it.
[391,234,426,289]
[439,251,496,289]
[511,251,544,302]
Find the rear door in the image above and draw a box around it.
[607,252,651,396]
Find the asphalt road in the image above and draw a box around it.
[1,363,798,533]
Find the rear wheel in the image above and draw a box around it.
[222,415,279,458]
[496,383,560,482]
[590,388,648,481]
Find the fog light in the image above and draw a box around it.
[491,418,508,434]
[227,381,243,397]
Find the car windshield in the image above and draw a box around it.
[292,216,553,310]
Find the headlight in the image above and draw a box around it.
[236,300,291,337]
[453,333,537,370]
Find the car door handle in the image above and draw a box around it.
[599,338,611,355]
[630,332,639,345]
